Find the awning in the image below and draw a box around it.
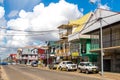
[90,46,120,53]
[68,32,79,41]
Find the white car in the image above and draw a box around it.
[77,62,99,74]
[58,61,77,71]
[11,62,16,65]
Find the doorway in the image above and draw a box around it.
[103,59,111,71]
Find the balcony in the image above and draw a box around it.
[59,33,68,39]
[59,31,72,39]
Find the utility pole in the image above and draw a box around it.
[98,0,104,77]
[90,0,104,78]
[46,41,50,67]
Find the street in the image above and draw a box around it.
[2,65,101,80]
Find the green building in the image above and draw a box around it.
[68,12,98,64]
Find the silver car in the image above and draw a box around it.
[58,61,77,71]
[49,62,59,70]
[77,62,99,74]
[31,61,38,67]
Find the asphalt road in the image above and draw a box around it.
[2,65,101,80]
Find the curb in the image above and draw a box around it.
[20,64,120,80]
[1,66,9,80]
[36,66,119,80]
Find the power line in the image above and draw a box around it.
[0,27,59,33]
[0,12,119,33]
[0,33,45,36]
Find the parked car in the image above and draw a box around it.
[11,62,16,65]
[77,62,99,74]
[0,62,8,65]
[31,61,38,67]
[49,62,59,70]
[58,61,77,71]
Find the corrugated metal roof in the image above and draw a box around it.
[81,8,120,34]
[68,12,92,41]
[69,12,93,33]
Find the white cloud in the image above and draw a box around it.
[7,0,82,47]
[0,17,7,27]
[8,10,19,18]
[0,29,5,40]
[7,18,29,30]
[7,39,27,47]
[0,48,7,52]
[0,7,6,49]
[89,0,110,10]
[0,6,5,18]
[5,30,30,47]
[89,0,97,4]
[99,4,110,10]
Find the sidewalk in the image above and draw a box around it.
[37,66,120,80]
[0,66,3,80]
[0,66,8,80]
[101,72,120,80]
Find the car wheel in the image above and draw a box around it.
[59,66,62,71]
[96,71,99,73]
[66,67,69,71]
[85,70,89,74]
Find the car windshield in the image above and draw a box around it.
[66,62,73,64]
[85,63,93,66]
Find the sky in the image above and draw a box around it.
[0,0,120,59]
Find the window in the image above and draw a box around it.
[81,39,86,54]
[111,25,120,46]
[91,31,100,50]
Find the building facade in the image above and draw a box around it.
[82,9,120,72]
[68,12,98,64]
[20,48,38,64]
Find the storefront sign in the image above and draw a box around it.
[71,52,79,57]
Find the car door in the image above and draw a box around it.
[80,63,85,71]
[62,62,66,69]
[82,63,87,72]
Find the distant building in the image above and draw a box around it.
[9,54,17,62]
[21,48,38,64]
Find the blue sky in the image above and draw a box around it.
[0,0,120,59]
[1,0,120,20]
